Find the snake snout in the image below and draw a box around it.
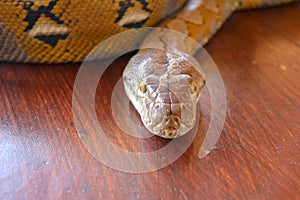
[161,126,177,138]
[160,116,181,138]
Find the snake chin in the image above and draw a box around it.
[159,115,181,138]
[161,126,177,138]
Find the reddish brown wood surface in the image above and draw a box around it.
[0,3,299,199]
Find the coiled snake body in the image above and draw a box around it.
[0,0,296,138]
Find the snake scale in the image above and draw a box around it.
[0,0,296,138]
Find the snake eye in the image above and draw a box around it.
[139,82,147,93]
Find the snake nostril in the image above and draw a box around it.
[174,117,180,126]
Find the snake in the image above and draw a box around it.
[0,0,296,138]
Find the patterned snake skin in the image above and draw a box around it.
[0,0,295,63]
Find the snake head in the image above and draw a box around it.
[123,49,205,139]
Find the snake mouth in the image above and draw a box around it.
[160,116,180,138]
[161,126,178,138]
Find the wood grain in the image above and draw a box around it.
[0,3,299,199]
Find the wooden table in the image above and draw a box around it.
[1,3,299,199]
